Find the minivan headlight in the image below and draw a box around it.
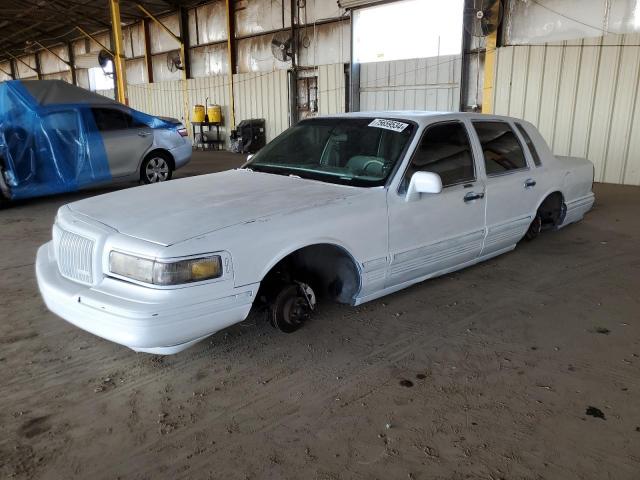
[109,251,222,285]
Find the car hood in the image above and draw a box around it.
[67,169,365,246]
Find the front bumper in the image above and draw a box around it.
[36,242,258,354]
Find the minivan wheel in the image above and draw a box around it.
[269,283,316,333]
[141,153,173,184]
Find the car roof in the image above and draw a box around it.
[324,110,527,128]
[19,79,119,106]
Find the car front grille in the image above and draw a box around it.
[57,229,95,284]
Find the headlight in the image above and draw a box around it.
[109,251,222,285]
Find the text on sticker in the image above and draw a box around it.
[368,118,409,132]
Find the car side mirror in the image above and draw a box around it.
[405,171,442,202]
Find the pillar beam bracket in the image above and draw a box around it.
[34,41,73,68]
[75,26,114,56]
[6,52,40,79]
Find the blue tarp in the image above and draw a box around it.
[0,80,176,200]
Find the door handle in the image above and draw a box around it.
[524,178,536,188]
[464,191,485,202]
[138,131,151,137]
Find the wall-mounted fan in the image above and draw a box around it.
[271,32,292,62]
[98,49,114,77]
[464,0,503,37]
[166,50,184,72]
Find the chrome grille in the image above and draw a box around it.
[57,229,95,284]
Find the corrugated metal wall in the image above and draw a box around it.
[123,65,346,143]
[493,33,640,186]
[359,55,461,112]
[233,70,289,141]
[129,81,187,124]
[128,77,229,139]
[125,70,289,143]
[318,63,346,115]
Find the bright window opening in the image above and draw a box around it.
[88,62,114,91]
[353,0,464,63]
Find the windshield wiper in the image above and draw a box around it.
[250,164,296,177]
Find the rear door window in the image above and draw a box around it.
[91,108,129,131]
[472,121,528,175]
[515,123,542,167]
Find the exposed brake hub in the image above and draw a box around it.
[296,281,316,311]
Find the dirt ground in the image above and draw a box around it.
[1,151,639,480]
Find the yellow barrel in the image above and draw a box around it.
[193,104,205,123]
[207,105,222,124]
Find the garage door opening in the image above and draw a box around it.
[352,0,464,64]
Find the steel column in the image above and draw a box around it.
[142,18,153,83]
[289,0,298,125]
[109,0,128,104]
[67,42,77,85]
[481,1,500,113]
[225,0,236,129]
[33,51,42,80]
[179,6,191,79]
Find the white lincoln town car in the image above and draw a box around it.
[36,112,595,354]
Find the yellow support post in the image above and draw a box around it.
[109,0,128,105]
[225,0,236,129]
[481,3,500,114]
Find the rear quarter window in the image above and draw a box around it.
[515,123,542,167]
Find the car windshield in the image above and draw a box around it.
[245,117,415,187]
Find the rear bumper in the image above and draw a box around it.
[36,242,257,354]
[170,140,192,170]
[560,192,595,228]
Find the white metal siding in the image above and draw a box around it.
[233,70,289,141]
[128,80,186,124]
[493,33,640,185]
[115,72,289,144]
[128,78,229,140]
[359,55,462,112]
[318,63,346,115]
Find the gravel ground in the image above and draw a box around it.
[1,151,639,479]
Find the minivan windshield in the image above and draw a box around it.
[245,117,415,187]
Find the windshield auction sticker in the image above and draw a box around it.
[368,118,409,132]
